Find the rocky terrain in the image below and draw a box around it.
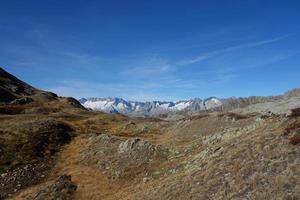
[0,67,299,200]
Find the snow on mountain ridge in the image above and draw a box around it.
[79,97,223,116]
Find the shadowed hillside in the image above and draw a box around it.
[0,67,39,103]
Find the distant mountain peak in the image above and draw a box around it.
[79,97,223,116]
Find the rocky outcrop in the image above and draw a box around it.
[284,88,300,98]
[217,96,282,111]
[81,134,169,179]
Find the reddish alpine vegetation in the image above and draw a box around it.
[289,135,300,145]
[284,121,300,135]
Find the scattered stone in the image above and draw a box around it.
[118,138,156,153]
[9,97,33,105]
[26,175,77,200]
[87,132,98,140]
[0,161,54,199]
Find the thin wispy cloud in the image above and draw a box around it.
[40,33,295,100]
[120,57,171,77]
[177,35,289,65]
[47,79,181,101]
[187,52,296,77]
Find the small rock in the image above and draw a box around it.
[143,177,150,183]
[153,171,161,176]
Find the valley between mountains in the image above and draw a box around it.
[0,67,299,200]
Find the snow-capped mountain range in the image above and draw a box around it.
[79,97,223,116]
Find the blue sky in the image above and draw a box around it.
[1,0,300,101]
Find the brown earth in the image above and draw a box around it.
[0,68,299,200]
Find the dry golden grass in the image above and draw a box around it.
[2,68,299,199]
[2,98,300,200]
